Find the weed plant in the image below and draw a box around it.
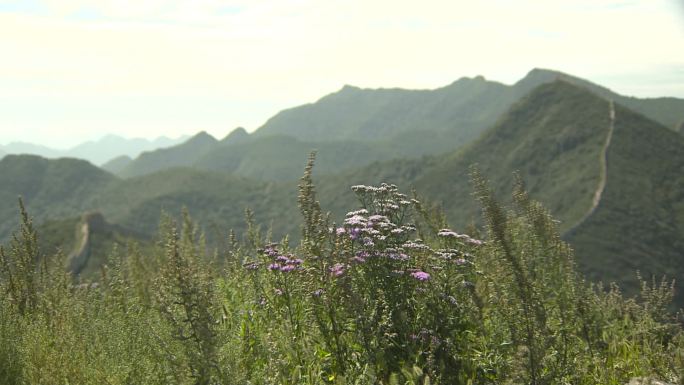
[0,156,682,384]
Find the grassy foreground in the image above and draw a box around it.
[1,156,683,385]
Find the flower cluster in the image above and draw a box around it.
[260,244,303,273]
[437,229,484,246]
[332,184,443,283]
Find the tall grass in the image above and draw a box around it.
[0,157,682,384]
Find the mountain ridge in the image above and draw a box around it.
[0,135,189,166]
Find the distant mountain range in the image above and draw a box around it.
[1,68,683,305]
[115,68,684,180]
[0,134,188,166]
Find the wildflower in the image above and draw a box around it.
[437,229,459,238]
[344,215,366,226]
[345,209,368,217]
[411,271,430,281]
[388,252,409,261]
[368,214,388,223]
[263,244,279,257]
[466,238,484,246]
[268,263,280,271]
[244,262,260,270]
[352,250,368,263]
[335,227,346,235]
[280,265,295,272]
[312,289,324,297]
[274,288,283,296]
[403,240,431,251]
[330,263,346,277]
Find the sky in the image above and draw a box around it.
[1,0,683,149]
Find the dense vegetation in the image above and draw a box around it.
[1,157,682,384]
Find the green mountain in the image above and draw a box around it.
[317,80,684,303]
[116,69,683,182]
[38,212,152,278]
[0,142,61,158]
[101,155,132,174]
[95,168,296,239]
[221,126,251,144]
[318,80,609,227]
[255,68,683,143]
[254,76,512,142]
[517,68,684,131]
[0,155,117,241]
[130,129,486,181]
[564,103,684,297]
[118,131,218,178]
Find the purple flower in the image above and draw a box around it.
[411,271,430,281]
[268,263,280,271]
[275,255,290,263]
[289,258,304,265]
[362,237,374,247]
[455,258,467,265]
[280,264,296,272]
[368,214,388,223]
[352,250,368,263]
[263,244,279,257]
[344,215,367,226]
[330,263,346,277]
[388,252,409,261]
[336,227,346,235]
[349,227,362,240]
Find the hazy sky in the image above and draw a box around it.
[1,0,683,149]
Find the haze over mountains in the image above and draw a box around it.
[0,134,188,166]
[1,68,683,305]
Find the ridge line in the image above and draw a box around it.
[564,99,615,237]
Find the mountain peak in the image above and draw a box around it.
[188,131,217,145]
[340,84,360,92]
[222,127,250,144]
[517,68,567,86]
